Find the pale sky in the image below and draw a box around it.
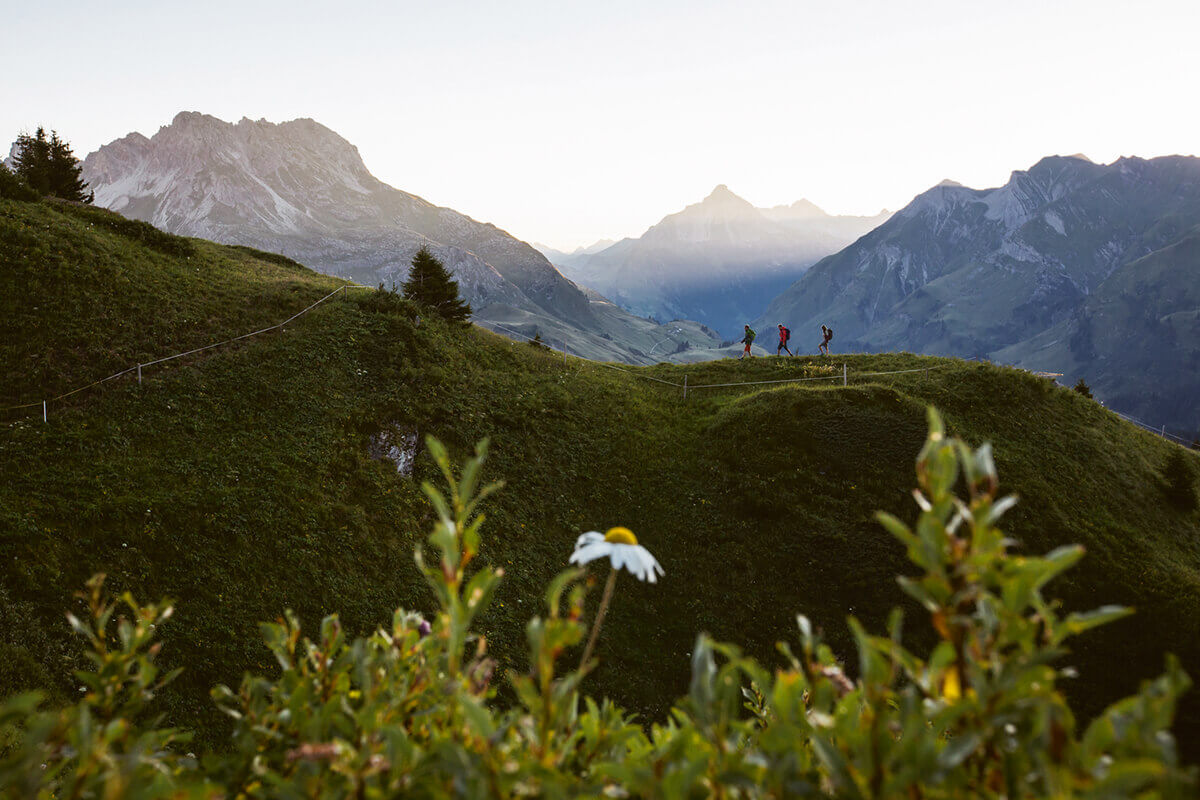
[5,0,1198,250]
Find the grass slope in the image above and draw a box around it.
[2,198,1199,754]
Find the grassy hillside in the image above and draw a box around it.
[2,198,1200,754]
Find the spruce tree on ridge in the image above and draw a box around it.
[12,127,93,203]
[401,246,472,324]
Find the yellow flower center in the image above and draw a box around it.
[604,527,638,545]
[941,668,961,701]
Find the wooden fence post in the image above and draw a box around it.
[137,364,142,386]
[42,400,47,423]
[683,374,688,401]
[843,363,847,386]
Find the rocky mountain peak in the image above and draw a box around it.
[705,183,738,200]
[79,111,682,364]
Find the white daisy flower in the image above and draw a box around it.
[570,526,664,670]
[570,527,664,583]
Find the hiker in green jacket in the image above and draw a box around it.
[739,325,756,359]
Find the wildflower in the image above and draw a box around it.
[570,527,663,671]
[569,527,663,583]
[417,619,431,638]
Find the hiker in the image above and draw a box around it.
[776,323,793,356]
[739,325,756,359]
[819,324,833,355]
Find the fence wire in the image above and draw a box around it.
[6,293,1193,450]
[3,283,365,417]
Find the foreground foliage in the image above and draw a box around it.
[1,416,1193,797]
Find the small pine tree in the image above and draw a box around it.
[12,127,93,203]
[401,246,471,324]
[528,331,549,351]
[1161,449,1198,511]
[1073,378,1093,398]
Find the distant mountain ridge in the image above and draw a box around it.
[80,112,698,363]
[756,154,1200,431]
[533,239,615,265]
[554,185,889,336]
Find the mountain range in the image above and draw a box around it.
[756,155,1200,432]
[80,112,718,364]
[545,186,889,336]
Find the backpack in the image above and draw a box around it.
[783,327,791,342]
[746,328,756,343]
[826,327,833,342]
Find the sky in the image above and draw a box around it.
[4,0,1199,250]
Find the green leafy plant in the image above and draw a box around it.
[0,576,209,798]
[0,420,1194,797]
[1073,378,1093,398]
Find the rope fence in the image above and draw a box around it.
[6,288,1194,450]
[2,283,367,421]
[1108,408,1196,447]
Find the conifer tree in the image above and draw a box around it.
[12,127,93,203]
[401,246,472,324]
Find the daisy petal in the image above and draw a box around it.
[569,542,613,566]
[573,531,604,550]
[609,544,629,574]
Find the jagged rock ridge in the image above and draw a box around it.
[756,154,1200,431]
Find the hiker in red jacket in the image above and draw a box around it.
[776,324,793,356]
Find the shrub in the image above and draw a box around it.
[43,201,197,258]
[0,416,1195,797]
[355,283,415,317]
[229,244,307,270]
[528,331,550,350]
[1073,378,1093,398]
[0,163,38,202]
[1162,448,1198,511]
